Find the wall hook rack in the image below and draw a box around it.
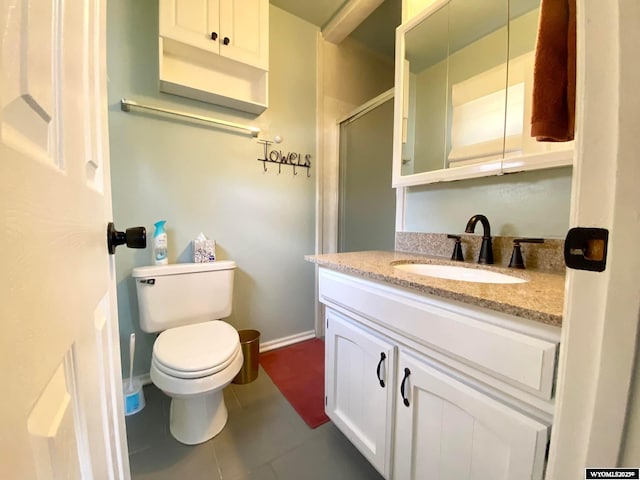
[257,140,311,177]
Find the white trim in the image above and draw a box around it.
[259,330,317,352]
[395,187,406,233]
[501,149,573,174]
[337,88,394,125]
[322,0,384,44]
[315,31,325,338]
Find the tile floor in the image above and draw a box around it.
[126,366,384,479]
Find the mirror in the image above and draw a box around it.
[502,0,573,173]
[393,0,572,187]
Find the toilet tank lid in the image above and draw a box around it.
[132,261,236,278]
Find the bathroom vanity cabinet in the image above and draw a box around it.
[320,267,560,480]
[158,0,269,113]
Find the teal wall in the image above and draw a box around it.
[405,167,573,237]
[107,2,318,377]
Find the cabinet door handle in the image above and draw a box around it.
[211,32,218,41]
[400,367,411,407]
[376,352,387,388]
[223,36,230,45]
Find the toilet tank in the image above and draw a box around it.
[132,261,235,333]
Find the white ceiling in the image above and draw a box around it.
[270,0,401,60]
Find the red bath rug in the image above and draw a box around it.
[260,338,330,428]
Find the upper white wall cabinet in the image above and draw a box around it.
[159,0,269,114]
[393,0,573,187]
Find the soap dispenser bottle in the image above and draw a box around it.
[152,220,168,265]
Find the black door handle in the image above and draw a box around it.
[107,222,146,254]
[376,352,386,388]
[400,367,411,407]
[223,36,230,45]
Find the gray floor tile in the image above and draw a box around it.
[270,423,384,480]
[128,367,379,480]
[230,367,281,409]
[211,396,312,479]
[231,366,316,439]
[129,434,221,480]
[226,463,278,480]
[125,385,170,454]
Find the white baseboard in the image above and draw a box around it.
[259,330,317,352]
[131,331,318,385]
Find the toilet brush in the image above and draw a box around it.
[124,332,145,415]
[129,333,135,392]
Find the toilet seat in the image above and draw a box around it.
[152,321,240,379]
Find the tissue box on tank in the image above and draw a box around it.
[193,239,216,263]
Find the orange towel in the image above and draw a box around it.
[531,0,576,142]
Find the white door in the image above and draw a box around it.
[325,309,396,478]
[394,351,549,480]
[0,1,130,479]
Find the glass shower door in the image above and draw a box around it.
[338,96,395,253]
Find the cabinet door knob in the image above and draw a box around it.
[376,352,387,388]
[211,31,218,41]
[400,368,411,407]
[223,36,230,45]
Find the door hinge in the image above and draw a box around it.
[325,395,327,406]
[326,318,329,329]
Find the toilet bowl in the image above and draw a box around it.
[132,261,240,445]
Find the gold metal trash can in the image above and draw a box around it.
[232,329,260,384]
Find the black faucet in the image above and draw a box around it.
[464,214,494,264]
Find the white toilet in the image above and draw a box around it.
[132,261,242,445]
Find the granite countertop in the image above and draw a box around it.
[305,251,565,327]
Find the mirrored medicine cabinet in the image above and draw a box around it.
[392,0,574,187]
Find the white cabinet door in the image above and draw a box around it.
[159,0,221,53]
[394,351,549,480]
[160,0,268,69]
[325,310,396,478]
[219,0,268,69]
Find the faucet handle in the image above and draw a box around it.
[447,234,464,262]
[513,238,545,245]
[509,238,545,269]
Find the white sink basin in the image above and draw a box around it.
[393,263,528,284]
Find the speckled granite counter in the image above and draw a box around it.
[305,251,564,327]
